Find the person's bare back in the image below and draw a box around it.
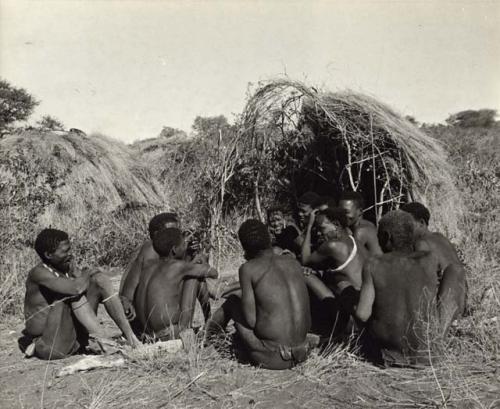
[207,220,313,370]
[358,251,439,366]
[135,228,217,340]
[356,211,441,367]
[401,202,467,334]
[243,252,310,346]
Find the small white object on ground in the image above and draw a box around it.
[56,355,125,377]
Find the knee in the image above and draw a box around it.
[89,271,112,290]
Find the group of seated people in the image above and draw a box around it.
[22,191,467,370]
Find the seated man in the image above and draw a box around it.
[120,212,211,325]
[120,212,179,307]
[301,208,365,338]
[23,229,140,360]
[401,202,467,334]
[207,220,314,370]
[134,228,218,340]
[339,191,382,256]
[267,206,301,257]
[355,210,440,367]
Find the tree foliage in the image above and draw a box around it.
[158,126,186,139]
[192,115,235,143]
[0,79,39,130]
[37,115,65,131]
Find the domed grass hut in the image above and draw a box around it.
[0,130,166,313]
[232,79,462,238]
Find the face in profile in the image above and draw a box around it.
[268,211,285,236]
[174,236,187,258]
[47,239,72,272]
[339,200,362,227]
[315,215,343,241]
[297,203,313,226]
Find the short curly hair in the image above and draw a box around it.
[152,228,183,257]
[318,207,349,228]
[148,212,179,239]
[297,191,321,207]
[400,202,430,226]
[34,229,69,262]
[339,191,365,209]
[378,210,415,251]
[238,219,271,255]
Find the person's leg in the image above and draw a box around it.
[86,271,140,347]
[35,300,79,360]
[196,279,211,322]
[206,294,241,335]
[178,278,200,331]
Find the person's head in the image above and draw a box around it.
[267,207,287,236]
[297,192,321,226]
[377,210,415,253]
[400,202,430,236]
[152,227,186,259]
[238,219,271,260]
[35,229,72,272]
[148,212,179,240]
[315,207,349,240]
[338,191,365,227]
[317,195,336,211]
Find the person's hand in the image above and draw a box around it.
[120,296,136,321]
[191,252,208,264]
[302,266,316,277]
[308,209,319,228]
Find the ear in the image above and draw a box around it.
[418,218,427,227]
[44,251,54,261]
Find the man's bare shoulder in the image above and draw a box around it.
[28,263,51,282]
[360,219,377,230]
[430,232,456,249]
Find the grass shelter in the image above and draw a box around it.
[233,79,462,238]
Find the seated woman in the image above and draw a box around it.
[267,206,301,257]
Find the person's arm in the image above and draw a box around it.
[305,241,338,266]
[355,263,375,322]
[364,227,383,256]
[32,267,88,295]
[301,209,319,264]
[220,280,241,298]
[183,263,218,279]
[239,265,256,328]
[120,246,145,301]
[303,270,334,300]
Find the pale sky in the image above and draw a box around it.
[1,0,499,143]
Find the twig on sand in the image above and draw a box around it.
[157,371,206,408]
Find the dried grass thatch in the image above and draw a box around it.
[238,79,462,238]
[0,130,166,268]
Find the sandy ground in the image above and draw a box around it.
[1,271,498,409]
